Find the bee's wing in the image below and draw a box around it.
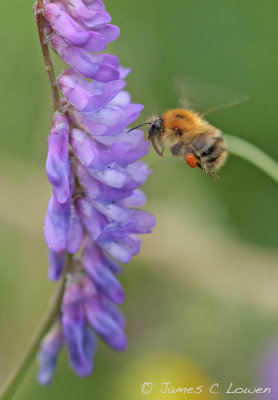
[174,74,250,116]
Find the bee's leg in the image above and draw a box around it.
[208,171,220,182]
[150,137,165,157]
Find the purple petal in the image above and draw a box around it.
[44,196,68,252]
[44,195,83,253]
[89,53,119,67]
[93,129,144,146]
[119,66,131,79]
[110,90,131,107]
[65,204,83,253]
[116,141,150,167]
[66,0,111,28]
[76,197,106,240]
[45,3,106,52]
[98,232,141,259]
[127,161,152,184]
[58,70,92,112]
[37,322,64,385]
[82,237,121,274]
[83,242,124,304]
[82,0,105,10]
[102,253,122,274]
[129,210,156,233]
[102,299,126,328]
[59,70,126,112]
[73,110,107,136]
[46,112,71,204]
[48,250,67,281]
[96,224,132,243]
[97,239,133,264]
[85,296,128,350]
[81,103,144,136]
[83,106,124,127]
[93,24,120,44]
[50,34,120,82]
[70,129,98,167]
[101,104,144,136]
[88,142,132,170]
[76,164,138,202]
[91,200,130,224]
[93,180,139,203]
[123,234,141,255]
[76,164,102,198]
[83,80,126,112]
[88,166,129,188]
[82,277,127,350]
[62,282,97,377]
[119,189,146,207]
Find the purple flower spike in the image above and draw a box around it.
[37,322,64,385]
[46,112,71,204]
[36,0,155,384]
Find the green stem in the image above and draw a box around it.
[35,0,61,112]
[0,255,71,400]
[225,133,278,184]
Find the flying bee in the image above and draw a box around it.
[129,76,249,181]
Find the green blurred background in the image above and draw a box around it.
[1,0,278,399]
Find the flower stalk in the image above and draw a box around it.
[0,255,72,400]
[35,0,61,112]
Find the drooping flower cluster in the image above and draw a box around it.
[34,0,155,384]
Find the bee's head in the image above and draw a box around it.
[148,116,162,139]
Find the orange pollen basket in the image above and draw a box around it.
[185,153,198,168]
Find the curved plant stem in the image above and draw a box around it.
[225,133,278,184]
[35,0,61,112]
[0,255,71,400]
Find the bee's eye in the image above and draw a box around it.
[148,123,156,138]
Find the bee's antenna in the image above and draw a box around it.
[128,122,151,133]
